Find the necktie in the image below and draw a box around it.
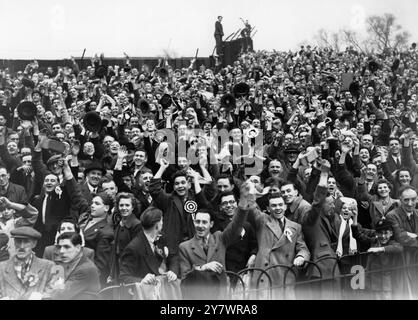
[0,186,7,196]
[42,194,49,224]
[396,157,401,168]
[202,240,208,255]
[278,219,284,232]
[408,215,416,233]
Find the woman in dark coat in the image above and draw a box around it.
[108,192,141,285]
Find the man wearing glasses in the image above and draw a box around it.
[212,191,258,277]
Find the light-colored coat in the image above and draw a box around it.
[0,255,55,300]
[179,206,248,299]
[179,206,249,278]
[247,208,310,299]
[286,195,311,225]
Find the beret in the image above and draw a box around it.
[11,227,41,240]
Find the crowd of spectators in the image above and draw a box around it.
[0,42,418,299]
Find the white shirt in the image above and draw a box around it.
[367,181,374,192]
[391,155,401,166]
[87,183,98,194]
[42,194,49,224]
[144,232,157,253]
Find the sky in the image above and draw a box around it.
[1,0,417,59]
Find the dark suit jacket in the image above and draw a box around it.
[52,253,100,300]
[386,146,412,174]
[119,228,178,284]
[179,206,249,278]
[149,178,210,257]
[302,185,339,278]
[79,214,114,284]
[387,154,402,174]
[109,213,141,282]
[32,177,86,257]
[387,207,418,248]
[2,182,28,205]
[135,191,153,218]
[214,20,224,36]
[79,182,103,205]
[213,213,257,273]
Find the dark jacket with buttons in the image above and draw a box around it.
[302,185,339,278]
[108,213,141,283]
[78,213,114,285]
[212,212,258,273]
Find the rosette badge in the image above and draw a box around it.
[184,200,198,219]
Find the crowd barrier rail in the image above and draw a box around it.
[98,250,418,300]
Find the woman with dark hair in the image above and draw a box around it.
[78,192,114,286]
[389,167,413,198]
[43,217,95,263]
[108,192,141,285]
[357,178,399,228]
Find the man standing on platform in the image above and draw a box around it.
[214,16,224,56]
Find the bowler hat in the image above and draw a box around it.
[11,226,41,240]
[349,81,361,98]
[21,78,35,89]
[375,219,393,232]
[159,94,172,109]
[83,111,103,132]
[220,93,236,112]
[95,65,108,78]
[138,99,150,114]
[368,60,379,73]
[233,82,250,97]
[84,160,106,176]
[17,101,37,120]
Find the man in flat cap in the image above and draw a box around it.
[0,226,56,300]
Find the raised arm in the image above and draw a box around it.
[63,159,88,218]
[149,159,171,211]
[303,160,330,227]
[220,181,252,246]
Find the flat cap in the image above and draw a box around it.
[47,154,63,166]
[11,227,42,240]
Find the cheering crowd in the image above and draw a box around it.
[0,42,418,300]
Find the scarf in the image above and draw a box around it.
[14,253,34,284]
[336,216,357,257]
